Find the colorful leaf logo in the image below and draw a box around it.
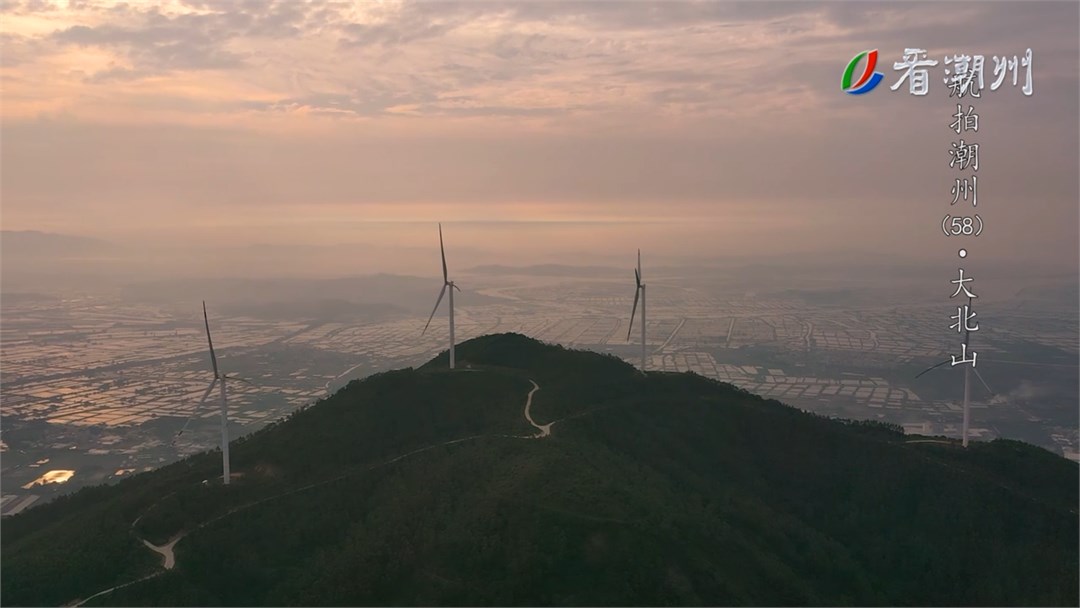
[843,50,884,95]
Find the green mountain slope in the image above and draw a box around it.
[2,334,1077,606]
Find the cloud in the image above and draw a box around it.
[0,31,45,68]
[0,0,1075,271]
[990,379,1052,404]
[248,87,440,117]
[42,1,331,77]
[6,0,1074,124]
[338,9,467,49]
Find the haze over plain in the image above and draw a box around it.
[1,0,1077,282]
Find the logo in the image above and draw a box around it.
[842,49,884,95]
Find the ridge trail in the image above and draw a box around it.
[522,380,551,438]
[69,378,552,607]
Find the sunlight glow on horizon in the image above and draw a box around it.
[0,0,1075,272]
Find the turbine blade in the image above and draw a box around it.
[226,375,253,385]
[972,366,994,395]
[915,359,951,379]
[637,249,642,280]
[634,267,641,288]
[203,301,219,377]
[627,287,640,341]
[174,378,217,444]
[452,283,461,292]
[422,284,448,336]
[439,223,448,283]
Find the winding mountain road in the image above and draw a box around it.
[522,380,551,438]
[69,378,552,607]
[142,536,181,570]
[69,573,161,607]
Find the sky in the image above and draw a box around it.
[1,0,1078,278]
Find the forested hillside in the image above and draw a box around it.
[3,334,1076,607]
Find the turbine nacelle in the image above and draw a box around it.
[627,250,647,372]
[422,223,459,369]
[191,302,250,484]
[627,249,645,340]
[913,295,992,447]
[914,296,991,392]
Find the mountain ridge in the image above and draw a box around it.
[2,334,1076,607]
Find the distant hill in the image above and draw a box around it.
[2,334,1076,606]
[0,231,126,292]
[0,230,114,258]
[0,291,63,305]
[465,264,624,277]
[216,298,408,323]
[117,274,503,316]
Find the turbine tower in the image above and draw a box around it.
[175,302,248,484]
[915,296,993,447]
[422,223,460,369]
[627,249,646,372]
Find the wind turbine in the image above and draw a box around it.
[422,223,460,369]
[174,302,248,485]
[626,249,646,372]
[915,296,994,447]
